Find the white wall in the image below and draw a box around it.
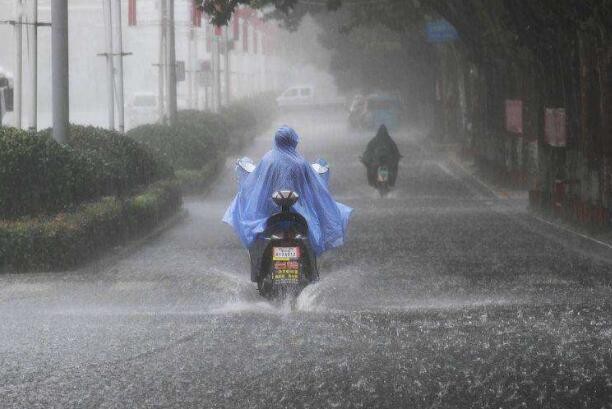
[0,0,287,129]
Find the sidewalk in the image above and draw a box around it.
[446,149,528,201]
[445,146,612,253]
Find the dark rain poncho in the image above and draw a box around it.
[361,125,401,186]
[223,126,352,256]
[361,124,401,165]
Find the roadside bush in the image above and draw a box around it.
[0,128,88,218]
[43,125,174,195]
[129,116,225,171]
[221,92,278,143]
[240,91,279,128]
[174,160,224,194]
[177,110,229,144]
[127,93,278,193]
[220,101,257,140]
[0,126,173,219]
[64,125,173,195]
[0,179,182,271]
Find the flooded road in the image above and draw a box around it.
[1,112,611,408]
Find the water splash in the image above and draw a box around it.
[209,300,278,315]
[295,281,323,312]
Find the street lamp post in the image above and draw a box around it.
[112,0,125,133]
[28,0,37,131]
[103,0,115,130]
[14,0,22,129]
[51,0,69,143]
[166,0,177,125]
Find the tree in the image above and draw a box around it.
[201,0,612,206]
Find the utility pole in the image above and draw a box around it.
[193,27,199,110]
[188,24,194,109]
[112,0,125,133]
[166,0,177,125]
[1,1,48,130]
[224,25,230,105]
[0,87,5,128]
[27,0,37,131]
[14,0,23,129]
[103,0,114,129]
[51,0,68,143]
[212,27,221,112]
[157,0,166,123]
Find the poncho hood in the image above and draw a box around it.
[274,125,299,151]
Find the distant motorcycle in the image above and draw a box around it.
[362,149,397,197]
[237,158,327,301]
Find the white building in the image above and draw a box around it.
[0,0,287,130]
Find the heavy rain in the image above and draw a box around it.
[0,1,611,408]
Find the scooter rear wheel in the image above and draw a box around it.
[377,183,390,197]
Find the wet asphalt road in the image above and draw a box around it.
[1,111,611,408]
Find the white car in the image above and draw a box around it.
[276,86,315,108]
[126,93,158,129]
[276,85,346,110]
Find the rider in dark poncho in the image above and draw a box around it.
[361,124,401,187]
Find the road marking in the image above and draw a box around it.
[446,156,504,199]
[531,214,612,251]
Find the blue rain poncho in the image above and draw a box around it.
[223,126,352,255]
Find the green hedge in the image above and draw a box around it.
[175,160,224,194]
[128,93,278,193]
[61,125,173,195]
[0,128,88,219]
[0,180,182,272]
[0,125,173,219]
[127,120,224,171]
[0,93,277,271]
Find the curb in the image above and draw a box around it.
[446,154,504,200]
[446,153,528,201]
[79,208,189,274]
[447,150,612,254]
[528,213,612,251]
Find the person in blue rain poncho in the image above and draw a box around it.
[223,126,352,258]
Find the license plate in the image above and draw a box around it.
[273,260,300,283]
[378,167,389,182]
[273,247,300,261]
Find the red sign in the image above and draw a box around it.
[128,0,137,26]
[545,108,567,147]
[505,100,523,134]
[192,0,202,27]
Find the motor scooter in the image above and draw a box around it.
[237,158,328,300]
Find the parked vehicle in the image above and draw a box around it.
[0,71,14,127]
[362,94,403,130]
[126,93,158,129]
[276,85,346,110]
